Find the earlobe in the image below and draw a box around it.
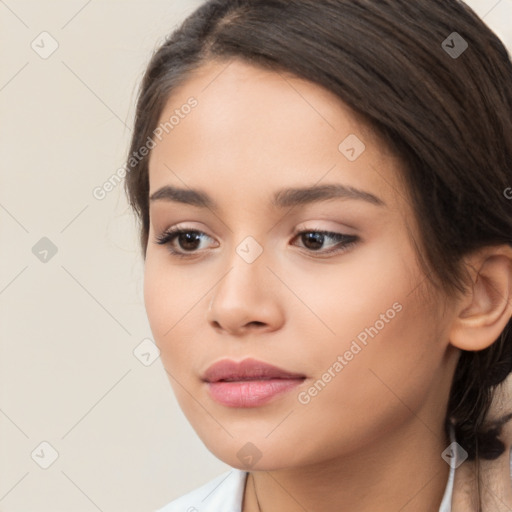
[449,245,512,352]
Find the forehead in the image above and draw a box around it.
[152,58,378,151]
[147,58,406,214]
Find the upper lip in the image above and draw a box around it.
[202,358,306,383]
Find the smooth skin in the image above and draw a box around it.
[144,58,512,512]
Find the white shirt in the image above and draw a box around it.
[155,463,455,512]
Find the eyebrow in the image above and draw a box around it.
[149,183,386,210]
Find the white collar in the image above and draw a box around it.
[438,424,457,512]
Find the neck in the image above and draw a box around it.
[243,416,450,512]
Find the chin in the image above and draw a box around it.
[196,430,308,472]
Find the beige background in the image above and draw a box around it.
[1,1,511,510]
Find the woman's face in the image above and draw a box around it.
[144,59,457,470]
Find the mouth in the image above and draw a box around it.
[202,358,306,407]
[202,357,306,383]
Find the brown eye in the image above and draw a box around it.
[154,227,358,259]
[154,228,214,257]
[293,230,358,256]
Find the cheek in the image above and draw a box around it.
[283,287,443,466]
[284,237,416,351]
[143,259,197,417]
[143,255,168,340]
[143,250,213,383]
[143,252,189,353]
[293,239,441,408]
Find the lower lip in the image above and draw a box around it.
[206,378,304,407]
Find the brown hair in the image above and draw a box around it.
[124,0,512,503]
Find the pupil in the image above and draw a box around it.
[180,232,200,250]
[304,232,323,250]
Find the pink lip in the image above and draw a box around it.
[202,358,306,408]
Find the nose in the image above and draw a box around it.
[206,256,285,337]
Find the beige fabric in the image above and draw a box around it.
[451,373,512,511]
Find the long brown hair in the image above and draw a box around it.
[124,0,512,506]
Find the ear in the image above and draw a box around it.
[449,245,512,351]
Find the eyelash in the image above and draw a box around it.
[154,226,359,259]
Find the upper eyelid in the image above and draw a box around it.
[157,226,356,246]
[154,225,360,262]
[159,225,350,237]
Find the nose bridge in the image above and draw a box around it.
[206,230,284,332]
[217,232,269,302]
[234,233,266,266]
